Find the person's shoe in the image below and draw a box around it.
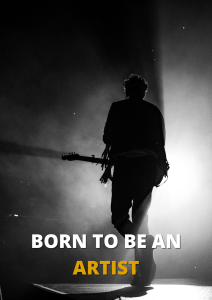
[130,263,142,286]
[130,261,156,286]
[130,273,143,286]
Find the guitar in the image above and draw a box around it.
[62,153,168,187]
[62,152,114,166]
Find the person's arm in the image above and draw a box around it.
[154,110,167,167]
[103,103,116,145]
[100,103,116,183]
[154,110,169,185]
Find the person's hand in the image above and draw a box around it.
[155,165,164,186]
[100,165,112,184]
[101,144,110,170]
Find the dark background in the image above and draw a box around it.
[1,0,212,283]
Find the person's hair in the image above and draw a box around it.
[123,74,148,98]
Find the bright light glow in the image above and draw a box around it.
[167,146,201,204]
[143,284,207,300]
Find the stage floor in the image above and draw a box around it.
[36,279,212,300]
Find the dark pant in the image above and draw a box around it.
[111,156,156,230]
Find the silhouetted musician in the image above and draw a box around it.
[101,74,169,286]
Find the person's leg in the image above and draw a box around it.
[130,157,156,285]
[132,191,152,234]
[134,213,150,272]
[112,157,155,237]
[111,159,134,236]
[116,191,152,237]
[131,211,156,286]
[131,192,153,283]
[111,157,156,285]
[138,213,149,235]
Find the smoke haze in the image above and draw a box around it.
[1,0,212,282]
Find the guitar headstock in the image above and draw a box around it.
[62,152,79,161]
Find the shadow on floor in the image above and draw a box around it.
[65,285,153,299]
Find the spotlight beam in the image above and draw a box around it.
[0,140,62,159]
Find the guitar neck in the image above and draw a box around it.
[76,155,113,166]
[62,153,114,166]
